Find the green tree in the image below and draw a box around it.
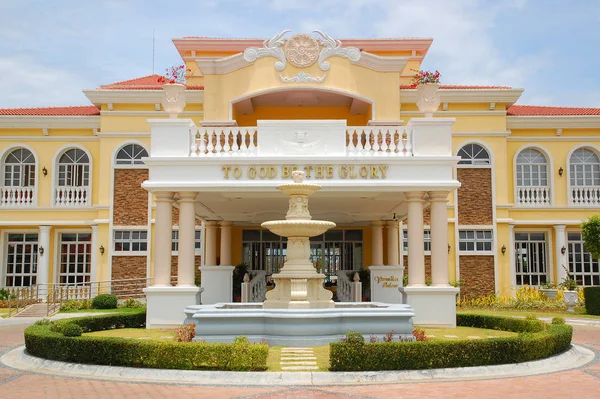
[581,215,600,260]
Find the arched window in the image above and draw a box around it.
[516,148,550,205]
[457,143,491,165]
[58,148,90,187]
[3,148,35,187]
[115,144,148,166]
[570,147,600,205]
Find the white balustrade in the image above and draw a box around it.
[571,186,600,206]
[516,186,551,206]
[190,127,259,157]
[345,126,412,156]
[336,271,353,302]
[55,186,90,207]
[241,270,267,303]
[0,186,35,207]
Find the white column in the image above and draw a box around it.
[406,191,426,286]
[37,225,51,298]
[509,223,516,291]
[204,221,218,266]
[386,221,399,266]
[554,224,567,284]
[429,191,450,287]
[90,225,99,296]
[177,192,197,287]
[153,192,174,286]
[399,220,404,268]
[219,221,232,266]
[371,221,384,266]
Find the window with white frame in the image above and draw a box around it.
[113,229,148,253]
[457,144,491,165]
[516,148,550,205]
[458,230,493,252]
[115,144,149,166]
[171,228,202,253]
[3,148,35,187]
[58,148,90,187]
[567,231,600,286]
[402,229,431,252]
[569,148,600,205]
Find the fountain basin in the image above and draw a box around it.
[183,302,415,346]
[260,220,336,238]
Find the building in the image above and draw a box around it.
[1,31,599,312]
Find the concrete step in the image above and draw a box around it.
[281,366,319,371]
[281,356,317,361]
[13,304,50,317]
[280,361,317,366]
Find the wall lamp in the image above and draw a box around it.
[448,244,451,254]
[501,245,507,255]
[42,167,48,176]
[558,167,564,176]
[99,245,105,255]
[561,246,566,255]
[38,246,44,256]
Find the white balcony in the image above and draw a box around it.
[516,186,551,206]
[55,186,90,207]
[0,186,36,207]
[571,186,600,206]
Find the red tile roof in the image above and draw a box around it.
[400,84,512,90]
[507,105,600,116]
[0,105,100,116]
[99,74,204,90]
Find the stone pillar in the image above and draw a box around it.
[37,225,51,298]
[386,220,399,266]
[219,221,232,266]
[153,192,174,286]
[90,225,99,296]
[204,221,218,266]
[406,191,426,286]
[554,224,567,284]
[177,192,197,287]
[430,191,450,287]
[371,221,384,266]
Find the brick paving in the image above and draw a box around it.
[0,322,599,398]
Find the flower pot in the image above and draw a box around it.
[161,83,187,118]
[563,290,578,312]
[416,83,441,117]
[540,288,558,300]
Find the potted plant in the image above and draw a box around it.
[560,265,579,312]
[539,281,559,300]
[158,64,190,118]
[410,69,441,117]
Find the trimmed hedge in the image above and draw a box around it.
[583,287,600,315]
[91,294,118,309]
[330,314,572,371]
[24,311,268,371]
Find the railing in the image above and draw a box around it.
[0,186,36,207]
[345,127,412,156]
[55,186,90,207]
[571,186,600,206]
[188,126,412,157]
[516,186,551,206]
[335,271,362,302]
[241,270,267,303]
[2,286,40,317]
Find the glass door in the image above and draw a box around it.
[514,232,548,286]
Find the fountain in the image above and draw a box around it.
[261,170,336,309]
[183,172,416,346]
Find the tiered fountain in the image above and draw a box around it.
[184,172,415,346]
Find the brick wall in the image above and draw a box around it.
[402,255,432,282]
[170,255,202,285]
[459,255,495,299]
[111,256,146,281]
[114,169,148,226]
[457,168,493,225]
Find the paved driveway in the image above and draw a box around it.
[1,322,599,398]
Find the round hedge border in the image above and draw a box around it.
[330,313,573,371]
[24,310,268,371]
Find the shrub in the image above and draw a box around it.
[330,314,572,371]
[34,318,53,326]
[412,327,428,342]
[583,287,600,315]
[61,323,83,337]
[92,294,118,309]
[581,215,600,260]
[0,289,10,300]
[61,299,92,311]
[24,310,268,371]
[552,317,566,325]
[174,323,196,342]
[120,298,145,309]
[525,314,538,321]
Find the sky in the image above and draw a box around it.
[0,0,599,109]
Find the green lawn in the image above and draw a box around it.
[59,307,145,314]
[420,326,516,340]
[0,308,10,318]
[457,307,600,320]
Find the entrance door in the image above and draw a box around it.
[4,233,38,287]
[58,232,92,284]
[514,232,548,286]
